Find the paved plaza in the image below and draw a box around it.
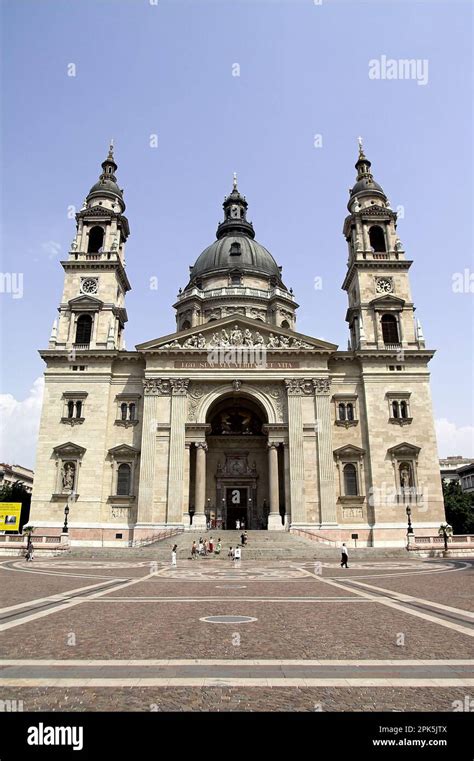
[0,543,473,713]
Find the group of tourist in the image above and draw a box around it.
[190,537,222,558]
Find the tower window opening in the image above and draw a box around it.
[229,242,242,256]
[88,226,104,254]
[369,225,386,252]
[75,314,92,344]
[381,314,399,344]
[281,320,290,329]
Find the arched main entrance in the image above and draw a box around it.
[188,393,285,529]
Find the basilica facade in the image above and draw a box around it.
[30,143,446,546]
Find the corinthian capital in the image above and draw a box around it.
[170,378,190,395]
[284,378,315,396]
[312,378,331,394]
[143,378,172,395]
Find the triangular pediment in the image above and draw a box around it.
[68,295,103,310]
[53,442,86,458]
[136,315,337,353]
[369,294,405,309]
[334,445,366,458]
[108,444,140,458]
[387,442,421,457]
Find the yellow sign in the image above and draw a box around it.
[0,503,22,531]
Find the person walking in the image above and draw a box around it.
[25,538,34,562]
[198,537,204,556]
[171,544,178,567]
[228,546,234,560]
[234,545,241,563]
[215,539,222,555]
[340,543,349,568]
[191,540,197,559]
[240,532,245,547]
[209,536,214,553]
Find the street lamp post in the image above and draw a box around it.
[63,504,70,534]
[63,491,76,534]
[406,504,414,548]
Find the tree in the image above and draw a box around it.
[441,479,474,535]
[0,481,31,532]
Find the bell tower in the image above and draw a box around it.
[342,140,425,352]
[49,142,131,353]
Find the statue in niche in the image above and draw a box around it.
[400,464,412,489]
[62,462,76,492]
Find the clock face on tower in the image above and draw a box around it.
[375,277,393,294]
[81,278,98,295]
[230,205,240,219]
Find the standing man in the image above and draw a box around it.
[340,543,349,568]
[171,544,178,567]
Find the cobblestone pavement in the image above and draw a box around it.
[0,555,472,712]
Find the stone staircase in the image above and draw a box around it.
[69,530,409,561]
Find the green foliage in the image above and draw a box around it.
[442,479,474,535]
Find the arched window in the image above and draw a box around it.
[121,403,128,421]
[281,320,290,329]
[381,314,399,344]
[129,403,136,421]
[400,401,408,419]
[338,403,346,421]
[181,320,191,330]
[75,400,82,419]
[67,400,74,418]
[87,226,104,254]
[346,403,354,421]
[392,401,399,418]
[369,225,386,252]
[117,463,131,496]
[343,463,358,496]
[75,315,92,344]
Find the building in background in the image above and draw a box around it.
[0,464,34,494]
[30,142,446,547]
[439,456,474,488]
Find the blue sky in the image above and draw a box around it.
[0,0,473,466]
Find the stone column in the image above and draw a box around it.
[313,378,338,525]
[166,379,189,526]
[193,443,208,531]
[283,442,291,528]
[182,443,191,528]
[285,379,310,526]
[267,443,282,530]
[136,379,171,525]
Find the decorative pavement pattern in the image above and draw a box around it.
[0,555,473,711]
